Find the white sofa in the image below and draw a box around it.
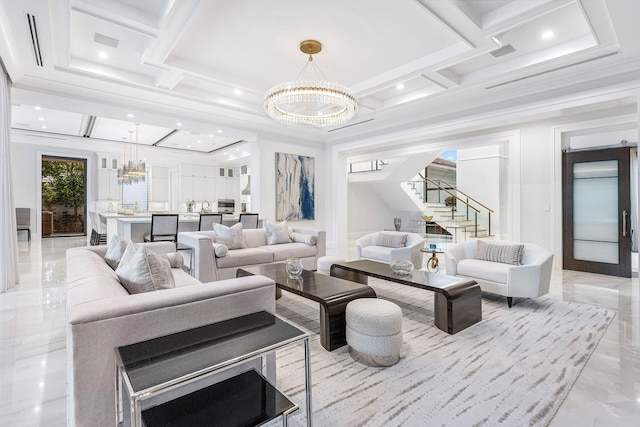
[444,240,554,307]
[66,242,276,427]
[356,231,425,268]
[178,227,326,282]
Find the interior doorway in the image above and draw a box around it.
[41,156,87,238]
[562,147,632,277]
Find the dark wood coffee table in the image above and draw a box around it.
[330,260,481,334]
[237,264,377,351]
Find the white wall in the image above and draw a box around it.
[457,145,503,238]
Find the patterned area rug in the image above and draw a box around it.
[274,277,614,427]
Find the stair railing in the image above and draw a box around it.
[416,173,494,237]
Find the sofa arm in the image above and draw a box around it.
[507,254,554,298]
[291,227,326,258]
[178,232,217,282]
[444,243,469,276]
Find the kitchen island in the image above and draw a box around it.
[104,213,248,242]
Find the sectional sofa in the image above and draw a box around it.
[65,242,275,427]
[178,227,326,282]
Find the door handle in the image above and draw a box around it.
[622,210,628,237]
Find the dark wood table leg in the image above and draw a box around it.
[434,281,482,334]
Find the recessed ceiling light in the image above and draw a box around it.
[41,125,47,129]
[38,117,44,121]
[217,129,223,133]
[236,148,240,151]
[396,83,405,90]
[209,134,214,137]
[127,113,134,118]
[542,30,554,40]
[35,106,41,110]
[98,51,108,59]
[234,88,242,95]
[187,145,191,148]
[176,122,182,126]
[197,140,201,144]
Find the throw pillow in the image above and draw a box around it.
[290,232,317,246]
[118,242,139,267]
[475,240,525,265]
[375,232,407,248]
[104,236,129,270]
[264,220,291,245]
[115,246,175,294]
[160,252,184,268]
[212,242,228,257]
[213,223,247,249]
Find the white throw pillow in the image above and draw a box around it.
[118,242,139,267]
[115,246,175,294]
[212,242,228,257]
[375,232,407,248]
[104,236,130,270]
[213,223,247,249]
[264,220,291,245]
[290,232,317,246]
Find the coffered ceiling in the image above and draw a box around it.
[1,0,638,152]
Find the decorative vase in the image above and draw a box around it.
[393,217,401,231]
[390,259,414,275]
[285,257,303,279]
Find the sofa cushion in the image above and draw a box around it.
[457,259,510,284]
[361,246,393,263]
[213,223,247,249]
[290,232,317,245]
[475,240,524,265]
[243,229,269,248]
[215,248,274,268]
[375,232,407,248]
[104,236,129,269]
[115,246,176,294]
[264,220,291,245]
[260,243,318,261]
[172,268,202,288]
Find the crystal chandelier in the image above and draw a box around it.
[264,40,357,128]
[117,124,146,185]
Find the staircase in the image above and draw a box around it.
[403,178,493,239]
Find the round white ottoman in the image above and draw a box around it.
[317,256,345,274]
[345,298,403,367]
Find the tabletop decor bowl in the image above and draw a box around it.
[285,257,303,279]
[390,259,414,275]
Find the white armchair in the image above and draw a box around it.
[356,231,425,268]
[444,240,554,307]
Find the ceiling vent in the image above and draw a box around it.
[327,118,374,132]
[83,116,97,137]
[490,44,516,58]
[94,33,119,48]
[26,14,43,67]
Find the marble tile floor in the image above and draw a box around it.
[1,236,639,426]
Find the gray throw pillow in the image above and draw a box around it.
[213,222,247,249]
[264,220,291,245]
[475,240,525,265]
[104,236,130,270]
[290,232,317,246]
[115,246,175,294]
[376,232,408,248]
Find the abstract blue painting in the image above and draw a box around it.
[276,153,315,220]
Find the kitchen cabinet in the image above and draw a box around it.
[98,156,120,200]
[181,163,217,203]
[150,166,169,202]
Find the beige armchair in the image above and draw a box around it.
[356,231,425,268]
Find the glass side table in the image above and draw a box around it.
[115,311,312,427]
[421,248,445,272]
